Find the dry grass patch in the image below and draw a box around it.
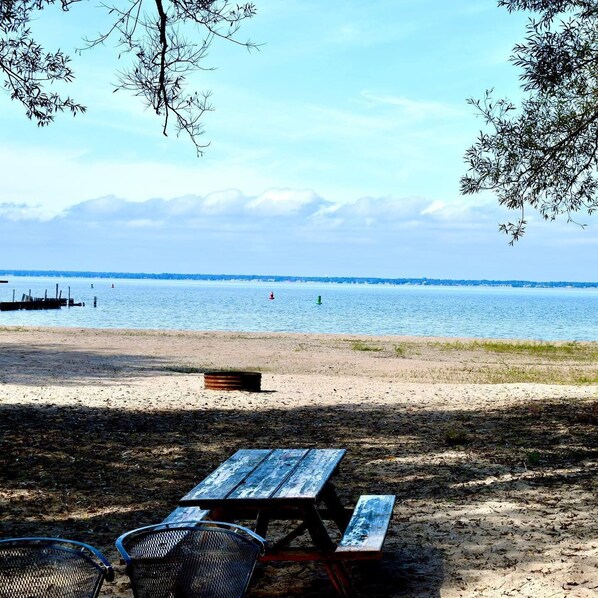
[435,339,598,362]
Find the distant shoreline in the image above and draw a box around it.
[1,269,597,289]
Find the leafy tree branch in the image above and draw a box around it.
[461,0,598,241]
[0,0,257,155]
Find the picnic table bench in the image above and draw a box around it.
[165,448,394,597]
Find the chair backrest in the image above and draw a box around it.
[115,521,266,598]
[0,537,114,598]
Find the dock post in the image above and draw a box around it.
[68,286,71,307]
[93,296,97,308]
[56,283,58,299]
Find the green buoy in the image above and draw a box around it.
[316,295,322,305]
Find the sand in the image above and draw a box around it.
[0,326,596,597]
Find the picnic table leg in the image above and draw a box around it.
[256,510,270,538]
[209,506,233,522]
[321,482,352,532]
[301,505,336,550]
[324,562,355,598]
[302,506,357,597]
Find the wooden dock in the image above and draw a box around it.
[0,292,84,311]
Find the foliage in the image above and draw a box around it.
[393,343,405,357]
[526,450,541,466]
[444,427,472,446]
[436,339,598,362]
[349,339,383,352]
[0,0,256,154]
[461,0,598,241]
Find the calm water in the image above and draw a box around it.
[1,276,597,341]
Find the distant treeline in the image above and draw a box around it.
[0,270,596,288]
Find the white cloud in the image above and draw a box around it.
[3,188,590,241]
[247,189,328,216]
[1,188,596,280]
[0,145,281,213]
[199,190,246,214]
[0,202,51,221]
[360,92,464,120]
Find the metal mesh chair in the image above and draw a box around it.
[0,537,114,598]
[115,521,265,598]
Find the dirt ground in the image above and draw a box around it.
[0,327,596,597]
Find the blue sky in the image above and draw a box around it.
[1,0,596,281]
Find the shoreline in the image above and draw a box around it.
[1,325,596,386]
[2,323,598,343]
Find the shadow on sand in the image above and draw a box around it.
[2,386,596,596]
[0,342,208,385]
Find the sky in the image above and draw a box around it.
[1,0,596,281]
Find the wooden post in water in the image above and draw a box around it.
[93,296,97,308]
[56,283,59,299]
[12,289,15,302]
[68,286,71,307]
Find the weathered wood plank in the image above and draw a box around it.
[274,449,346,500]
[162,506,210,526]
[228,449,309,499]
[336,495,395,554]
[179,449,271,503]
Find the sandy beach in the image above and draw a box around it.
[1,326,596,597]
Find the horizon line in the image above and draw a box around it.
[0,269,597,288]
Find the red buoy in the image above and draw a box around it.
[269,292,274,300]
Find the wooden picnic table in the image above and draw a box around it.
[175,448,395,597]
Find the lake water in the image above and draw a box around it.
[1,276,597,341]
